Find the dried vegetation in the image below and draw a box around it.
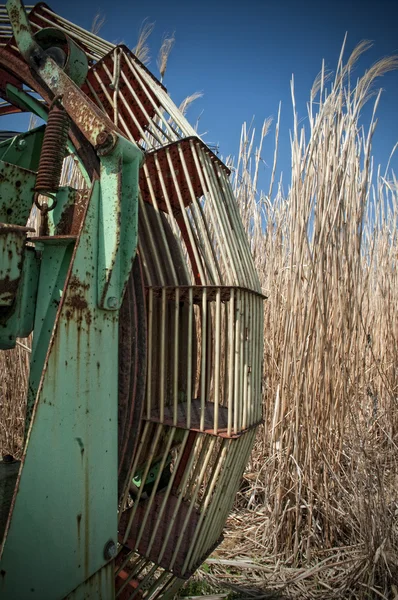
[1,35,398,599]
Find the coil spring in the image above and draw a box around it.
[34,97,70,212]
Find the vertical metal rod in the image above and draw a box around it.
[169,437,216,570]
[134,427,176,549]
[156,440,198,566]
[233,290,241,434]
[115,556,147,597]
[242,292,249,431]
[186,287,193,429]
[122,424,163,543]
[200,288,207,431]
[165,149,206,284]
[146,289,154,419]
[227,289,235,437]
[173,288,180,426]
[239,292,246,430]
[160,288,166,423]
[119,421,150,517]
[145,430,190,556]
[214,289,221,434]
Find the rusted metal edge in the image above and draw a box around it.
[146,285,267,301]
[145,136,230,177]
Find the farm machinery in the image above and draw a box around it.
[0,1,264,597]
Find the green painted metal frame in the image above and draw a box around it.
[0,1,144,597]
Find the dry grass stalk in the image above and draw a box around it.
[208,40,398,598]
[157,32,175,82]
[133,19,155,66]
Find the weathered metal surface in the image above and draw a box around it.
[64,563,115,600]
[119,491,202,579]
[0,223,31,308]
[140,137,230,215]
[0,159,37,225]
[97,134,142,310]
[81,46,162,143]
[0,181,119,599]
[0,244,39,349]
[0,459,19,542]
[34,26,88,86]
[117,253,147,501]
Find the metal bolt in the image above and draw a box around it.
[107,296,118,309]
[103,540,117,561]
[96,131,109,146]
[16,139,27,150]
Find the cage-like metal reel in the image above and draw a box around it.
[0,3,264,598]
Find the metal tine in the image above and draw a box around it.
[142,161,179,284]
[143,570,170,600]
[184,434,209,499]
[160,288,166,422]
[133,427,176,549]
[196,436,249,563]
[227,289,235,436]
[156,575,184,600]
[193,196,224,285]
[186,287,193,429]
[211,435,254,538]
[233,290,241,434]
[239,292,246,430]
[156,435,198,566]
[146,288,153,419]
[183,441,227,573]
[93,66,156,146]
[178,145,219,285]
[247,291,254,426]
[145,429,190,556]
[139,197,166,286]
[137,66,198,138]
[114,54,175,144]
[218,168,261,292]
[214,289,221,434]
[200,288,207,431]
[115,550,142,578]
[215,164,256,289]
[122,423,163,543]
[169,436,216,571]
[257,296,264,422]
[189,141,230,283]
[153,154,180,237]
[125,563,158,600]
[165,148,206,284]
[40,7,113,54]
[200,148,244,287]
[242,291,249,430]
[173,288,180,426]
[119,421,151,517]
[123,54,182,142]
[100,60,163,147]
[115,556,148,598]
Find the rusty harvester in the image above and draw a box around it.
[0,1,264,598]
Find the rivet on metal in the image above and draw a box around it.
[107,296,118,309]
[16,138,26,150]
[103,540,117,561]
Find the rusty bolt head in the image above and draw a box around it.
[104,540,117,561]
[96,131,109,146]
[95,131,117,156]
[107,296,118,309]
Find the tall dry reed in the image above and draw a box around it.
[210,39,398,599]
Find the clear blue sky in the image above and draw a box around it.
[4,0,398,194]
